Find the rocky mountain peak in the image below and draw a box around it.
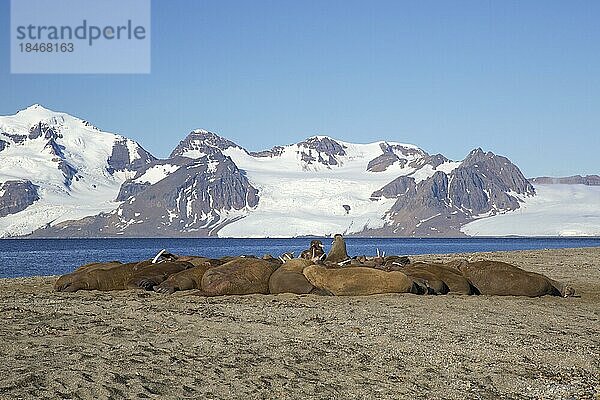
[295,136,347,166]
[298,136,346,155]
[169,130,243,159]
[372,147,537,236]
[459,149,535,196]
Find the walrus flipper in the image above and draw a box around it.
[130,276,165,291]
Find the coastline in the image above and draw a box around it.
[1,247,598,399]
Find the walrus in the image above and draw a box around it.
[457,260,575,297]
[269,259,316,294]
[262,254,283,265]
[302,265,420,296]
[72,261,122,273]
[153,262,215,294]
[402,262,475,295]
[325,234,349,263]
[199,257,280,296]
[383,255,411,268]
[54,259,192,292]
[397,269,449,295]
[300,240,326,261]
[172,256,223,268]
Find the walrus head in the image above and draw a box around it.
[325,234,349,263]
[310,240,324,249]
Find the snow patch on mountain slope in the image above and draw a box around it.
[461,184,600,236]
[134,164,180,185]
[218,139,457,237]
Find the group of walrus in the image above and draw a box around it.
[54,234,575,298]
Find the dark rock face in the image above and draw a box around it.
[297,137,347,166]
[366,142,430,172]
[115,156,191,201]
[367,153,404,172]
[250,146,285,158]
[57,161,79,186]
[28,122,61,140]
[0,180,40,217]
[170,130,242,159]
[3,133,27,144]
[116,181,151,202]
[422,154,449,169]
[107,138,156,173]
[0,139,9,152]
[34,152,260,237]
[531,175,600,186]
[458,148,535,197]
[44,137,65,158]
[370,176,416,200]
[117,152,259,233]
[372,149,535,236]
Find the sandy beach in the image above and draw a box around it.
[0,247,598,399]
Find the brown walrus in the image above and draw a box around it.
[383,255,411,268]
[152,257,224,294]
[402,262,475,295]
[199,257,280,296]
[72,261,123,273]
[173,256,224,268]
[54,259,192,292]
[398,269,450,295]
[300,240,326,261]
[325,234,349,263]
[302,265,419,296]
[457,260,575,297]
[269,258,315,294]
[262,254,284,265]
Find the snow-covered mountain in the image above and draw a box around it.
[0,105,155,236]
[461,181,600,236]
[1,105,598,237]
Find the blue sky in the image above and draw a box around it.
[1,0,598,177]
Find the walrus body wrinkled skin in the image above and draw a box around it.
[200,257,280,296]
[402,262,475,295]
[172,256,223,268]
[458,260,575,297]
[153,262,217,294]
[303,265,418,296]
[269,259,315,294]
[54,260,192,292]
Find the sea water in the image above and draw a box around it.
[0,237,599,278]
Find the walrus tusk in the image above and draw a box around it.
[278,256,285,263]
[376,248,380,257]
[152,249,167,264]
[392,262,403,266]
[382,251,385,257]
[338,259,352,266]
